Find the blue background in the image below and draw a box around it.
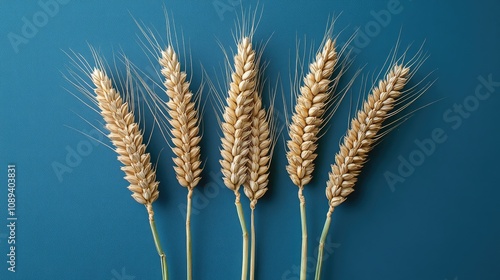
[1,0,499,279]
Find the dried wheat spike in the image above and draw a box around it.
[159,46,202,191]
[243,85,272,209]
[286,38,338,188]
[326,64,410,209]
[220,37,257,196]
[91,68,160,206]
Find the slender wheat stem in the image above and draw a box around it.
[90,67,167,280]
[314,208,332,280]
[159,46,202,280]
[220,36,257,280]
[299,188,308,280]
[250,207,256,280]
[186,189,193,280]
[242,50,273,280]
[236,196,249,280]
[286,38,338,280]
[314,64,411,280]
[149,204,169,280]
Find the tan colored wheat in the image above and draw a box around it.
[90,68,160,217]
[243,84,272,209]
[326,64,410,210]
[159,46,202,192]
[220,37,257,199]
[286,38,338,191]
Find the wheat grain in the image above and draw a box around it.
[286,38,338,189]
[159,46,202,191]
[90,68,160,211]
[326,64,410,209]
[220,36,257,197]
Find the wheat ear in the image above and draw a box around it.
[243,75,274,280]
[286,38,338,280]
[314,64,410,280]
[90,68,168,280]
[160,46,202,190]
[219,36,257,280]
[220,36,256,195]
[243,86,271,209]
[327,64,410,209]
[91,69,160,207]
[159,46,202,280]
[286,38,338,189]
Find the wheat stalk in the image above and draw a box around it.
[286,37,338,280]
[89,67,168,280]
[219,36,257,280]
[314,64,410,280]
[242,72,274,280]
[244,83,271,280]
[159,45,202,280]
[131,14,203,279]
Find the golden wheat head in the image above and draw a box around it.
[90,68,160,209]
[243,81,273,209]
[220,37,257,198]
[326,64,410,209]
[159,46,202,191]
[286,38,338,189]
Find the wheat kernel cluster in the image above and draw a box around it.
[327,64,410,209]
[91,68,160,207]
[243,82,272,209]
[160,46,202,191]
[286,38,338,189]
[69,11,426,279]
[220,37,258,196]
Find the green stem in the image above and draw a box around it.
[250,207,256,280]
[235,197,249,280]
[299,188,307,280]
[148,204,169,280]
[186,189,193,280]
[314,209,333,280]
